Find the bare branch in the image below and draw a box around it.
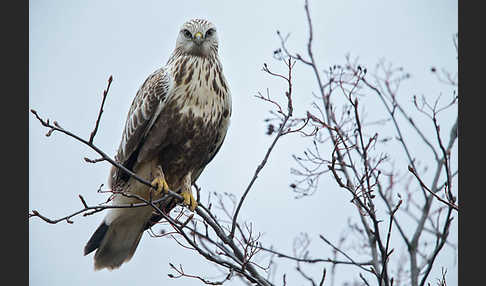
[230,58,295,239]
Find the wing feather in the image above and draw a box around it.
[115,67,171,169]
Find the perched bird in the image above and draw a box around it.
[83,18,232,271]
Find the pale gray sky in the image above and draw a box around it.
[29,0,458,285]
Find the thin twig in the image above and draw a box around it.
[408,166,458,211]
[89,75,113,144]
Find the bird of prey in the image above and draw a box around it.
[83,18,232,271]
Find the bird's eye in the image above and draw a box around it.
[205,28,215,37]
[183,29,192,38]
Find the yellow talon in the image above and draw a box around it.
[181,189,198,211]
[151,176,169,195]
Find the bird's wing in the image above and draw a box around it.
[115,67,171,170]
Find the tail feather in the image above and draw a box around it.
[84,222,109,255]
[84,207,152,271]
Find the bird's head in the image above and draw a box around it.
[175,19,219,58]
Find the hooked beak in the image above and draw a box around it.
[193,32,203,45]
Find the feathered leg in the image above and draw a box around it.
[150,165,170,195]
[180,171,197,211]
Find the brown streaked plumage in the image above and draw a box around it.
[83,18,231,271]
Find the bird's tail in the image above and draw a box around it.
[84,207,152,271]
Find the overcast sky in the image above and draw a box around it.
[29,0,458,285]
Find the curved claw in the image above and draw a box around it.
[181,190,198,211]
[151,176,169,195]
